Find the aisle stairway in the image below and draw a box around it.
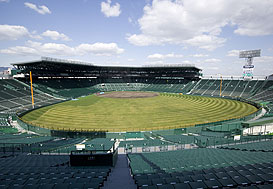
[102,154,137,189]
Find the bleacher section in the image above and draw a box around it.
[0,133,54,153]
[191,134,273,148]
[18,77,272,102]
[119,139,170,148]
[249,80,273,100]
[191,79,265,98]
[32,79,197,99]
[33,79,100,98]
[0,134,52,145]
[0,154,111,189]
[118,134,273,153]
[30,138,83,154]
[50,138,115,154]
[0,79,63,114]
[95,83,146,92]
[128,148,273,188]
[142,83,196,94]
[219,139,273,152]
[160,135,195,145]
[0,136,117,154]
[0,114,10,127]
[248,80,273,117]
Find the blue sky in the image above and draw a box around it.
[0,0,273,77]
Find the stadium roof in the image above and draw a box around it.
[12,57,93,67]
[12,57,201,70]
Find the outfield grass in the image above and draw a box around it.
[21,93,258,132]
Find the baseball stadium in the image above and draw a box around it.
[0,55,273,189]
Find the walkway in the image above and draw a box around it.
[102,154,137,189]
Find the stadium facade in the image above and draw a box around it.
[12,57,202,83]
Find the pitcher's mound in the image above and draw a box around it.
[97,91,159,98]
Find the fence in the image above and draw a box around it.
[118,134,273,154]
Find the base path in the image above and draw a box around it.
[102,154,137,189]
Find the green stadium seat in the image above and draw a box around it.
[151,178,166,186]
[260,174,273,183]
[69,183,84,189]
[173,183,191,189]
[188,181,208,189]
[215,172,230,179]
[177,176,192,183]
[258,184,273,189]
[140,185,157,189]
[190,175,205,182]
[137,179,152,187]
[246,175,264,184]
[203,173,218,181]
[233,176,251,186]
[164,178,179,185]
[157,184,174,189]
[204,180,222,188]
[218,178,237,187]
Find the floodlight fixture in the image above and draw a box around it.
[239,49,261,65]
[239,49,261,80]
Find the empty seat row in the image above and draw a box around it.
[133,163,273,188]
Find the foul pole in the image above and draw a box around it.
[30,71,35,108]
[219,76,223,96]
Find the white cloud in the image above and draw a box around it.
[0,25,29,40]
[104,61,120,65]
[147,53,164,59]
[41,43,74,55]
[0,41,74,56]
[128,17,138,26]
[24,2,51,15]
[128,0,273,50]
[42,30,70,41]
[0,26,69,41]
[101,0,121,17]
[77,43,124,56]
[206,67,219,70]
[145,60,193,66]
[29,31,43,40]
[204,58,222,63]
[182,60,192,64]
[255,56,273,63]
[227,49,240,57]
[191,54,209,58]
[232,1,273,36]
[128,58,134,62]
[147,53,183,60]
[145,60,164,65]
[0,46,38,55]
[184,35,226,51]
[127,34,159,46]
[128,17,133,23]
[0,0,9,2]
[0,25,68,42]
[0,41,124,57]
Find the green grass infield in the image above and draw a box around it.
[21,92,258,132]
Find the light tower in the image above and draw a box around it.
[239,49,261,80]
